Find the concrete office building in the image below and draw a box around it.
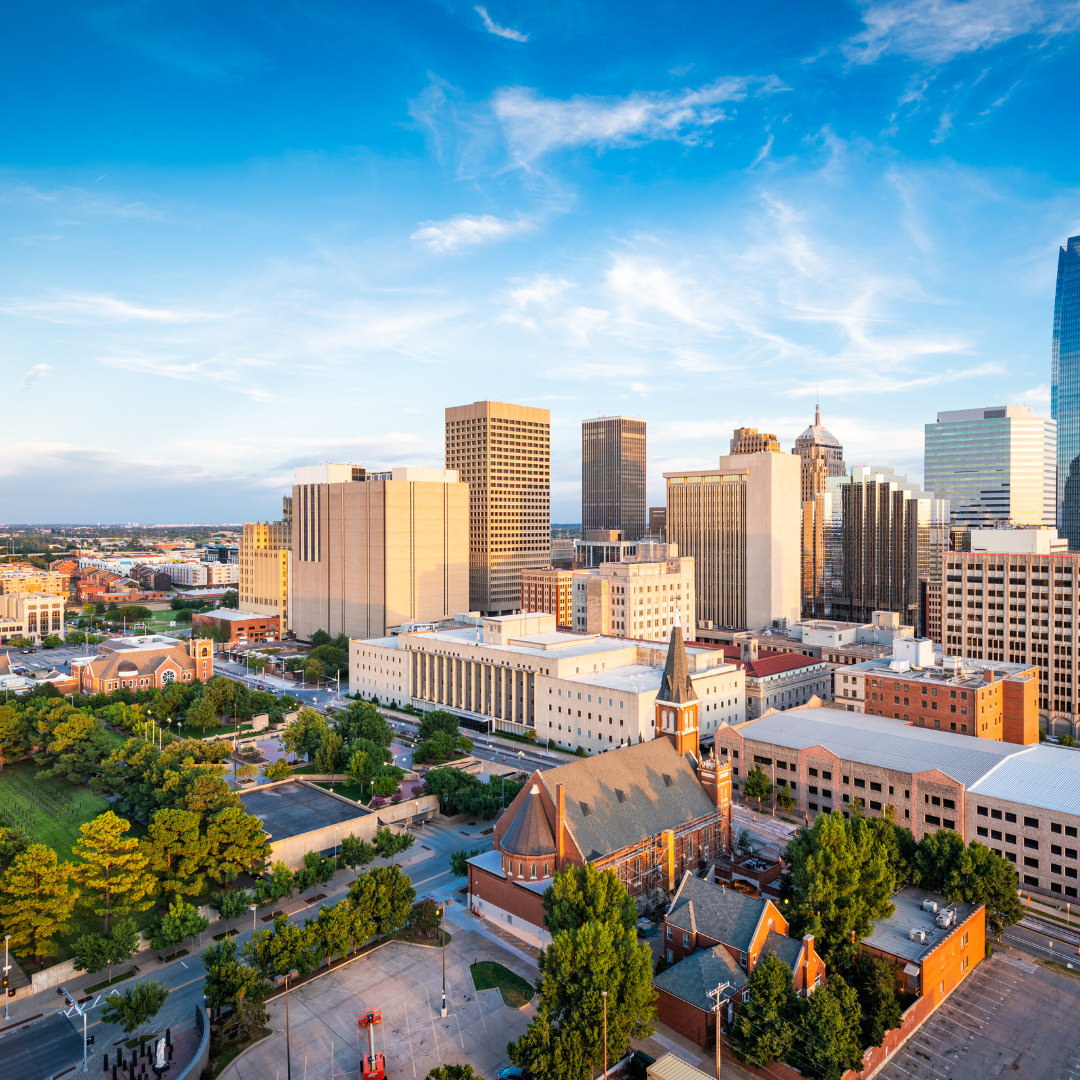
[0,592,65,644]
[571,555,696,640]
[1052,236,1080,547]
[446,400,550,616]
[290,463,468,642]
[581,415,646,543]
[574,534,673,569]
[729,427,780,454]
[239,518,291,632]
[807,467,949,632]
[648,507,667,541]
[665,450,800,632]
[925,406,1056,528]
[350,612,745,747]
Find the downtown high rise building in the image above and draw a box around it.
[445,400,551,616]
[581,415,646,541]
[1053,235,1080,548]
[924,406,1056,528]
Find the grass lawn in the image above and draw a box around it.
[313,780,365,802]
[0,762,111,862]
[470,961,534,1008]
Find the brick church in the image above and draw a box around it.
[467,621,734,949]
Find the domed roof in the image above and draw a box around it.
[502,784,557,857]
[117,660,139,673]
[796,406,841,447]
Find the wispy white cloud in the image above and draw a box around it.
[749,134,774,168]
[931,107,955,142]
[411,213,536,252]
[17,364,51,392]
[783,361,1004,397]
[492,77,785,165]
[474,5,528,42]
[845,0,1080,65]
[1021,383,1051,402]
[3,293,225,325]
[96,355,276,402]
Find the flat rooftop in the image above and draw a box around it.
[99,635,185,653]
[237,782,368,842]
[850,654,1032,689]
[199,608,277,622]
[862,886,976,964]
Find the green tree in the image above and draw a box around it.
[203,805,270,885]
[850,953,903,1048]
[0,826,30,874]
[338,834,376,880]
[776,785,797,814]
[424,1067,476,1080]
[449,848,481,878]
[72,811,156,932]
[186,696,219,737]
[789,975,864,1080]
[413,708,473,763]
[241,913,322,979]
[742,765,773,812]
[262,758,293,781]
[143,808,207,897]
[335,700,393,749]
[281,708,329,761]
[727,952,799,1069]
[202,935,269,1011]
[256,862,296,906]
[350,865,415,940]
[346,747,369,789]
[211,888,253,934]
[314,731,346,786]
[508,914,654,1080]
[151,896,210,952]
[785,810,896,970]
[307,898,356,966]
[0,844,80,963]
[0,706,29,772]
[108,918,141,982]
[101,981,170,1039]
[304,657,326,684]
[41,634,63,648]
[409,898,441,938]
[541,863,637,935]
[74,917,140,983]
[375,825,415,865]
[34,709,114,784]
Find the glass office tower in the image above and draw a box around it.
[581,416,646,541]
[1052,235,1080,548]
[924,406,1056,527]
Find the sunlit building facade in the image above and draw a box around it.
[1053,236,1080,548]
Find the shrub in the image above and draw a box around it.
[370,797,386,809]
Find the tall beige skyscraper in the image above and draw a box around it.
[581,415,646,541]
[664,450,801,631]
[290,463,468,640]
[239,518,291,630]
[445,400,551,615]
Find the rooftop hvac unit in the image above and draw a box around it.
[909,929,927,943]
[936,909,955,929]
[921,900,938,914]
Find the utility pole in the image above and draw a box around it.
[440,904,447,1017]
[60,985,89,1072]
[284,968,298,1080]
[602,990,608,1077]
[706,980,732,1080]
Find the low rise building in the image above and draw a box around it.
[653,873,824,1048]
[0,567,67,597]
[466,732,733,949]
[351,614,745,749]
[74,635,213,693]
[843,637,1038,744]
[520,568,573,627]
[571,554,696,641]
[572,532,673,569]
[192,609,280,644]
[161,561,239,587]
[713,640,833,720]
[0,592,65,644]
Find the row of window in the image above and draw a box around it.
[975,806,1078,836]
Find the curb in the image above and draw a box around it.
[213,1026,274,1080]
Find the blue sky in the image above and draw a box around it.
[3,0,1079,524]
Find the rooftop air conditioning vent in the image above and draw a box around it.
[921,900,938,914]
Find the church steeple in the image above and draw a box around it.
[655,620,700,759]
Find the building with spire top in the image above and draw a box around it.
[793,404,846,503]
[655,620,701,759]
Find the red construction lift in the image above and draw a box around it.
[358,1008,385,1080]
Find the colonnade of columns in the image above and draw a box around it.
[410,650,534,726]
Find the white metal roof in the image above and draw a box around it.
[966,744,1080,817]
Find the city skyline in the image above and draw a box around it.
[2,2,1079,524]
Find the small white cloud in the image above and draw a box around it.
[475,5,529,42]
[17,363,51,391]
[410,213,535,253]
[844,0,1080,66]
[931,108,955,143]
[1021,383,1051,403]
[749,134,774,169]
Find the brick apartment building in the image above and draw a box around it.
[520,568,573,627]
[192,609,280,644]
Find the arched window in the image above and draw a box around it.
[531,864,536,879]
[518,861,524,878]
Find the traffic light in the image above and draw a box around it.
[86,1036,95,1047]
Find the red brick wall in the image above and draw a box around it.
[467,864,546,927]
[1003,675,1038,745]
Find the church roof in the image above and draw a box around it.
[655,623,697,704]
[796,406,841,447]
[501,784,557,857]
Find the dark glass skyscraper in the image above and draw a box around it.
[1052,235,1080,548]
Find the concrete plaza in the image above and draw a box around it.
[221,930,537,1080]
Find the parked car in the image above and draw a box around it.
[497,1069,532,1080]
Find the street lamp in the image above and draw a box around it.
[283,967,298,1080]
[3,935,10,1021]
[250,903,258,933]
[601,990,608,1077]
[59,985,89,1072]
[439,904,447,1017]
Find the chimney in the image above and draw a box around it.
[555,783,565,871]
[984,668,994,683]
[740,639,758,664]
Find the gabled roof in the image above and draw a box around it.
[538,739,717,862]
[666,872,768,952]
[656,624,697,704]
[653,943,747,1011]
[502,784,557,857]
[761,930,802,971]
[87,642,194,682]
